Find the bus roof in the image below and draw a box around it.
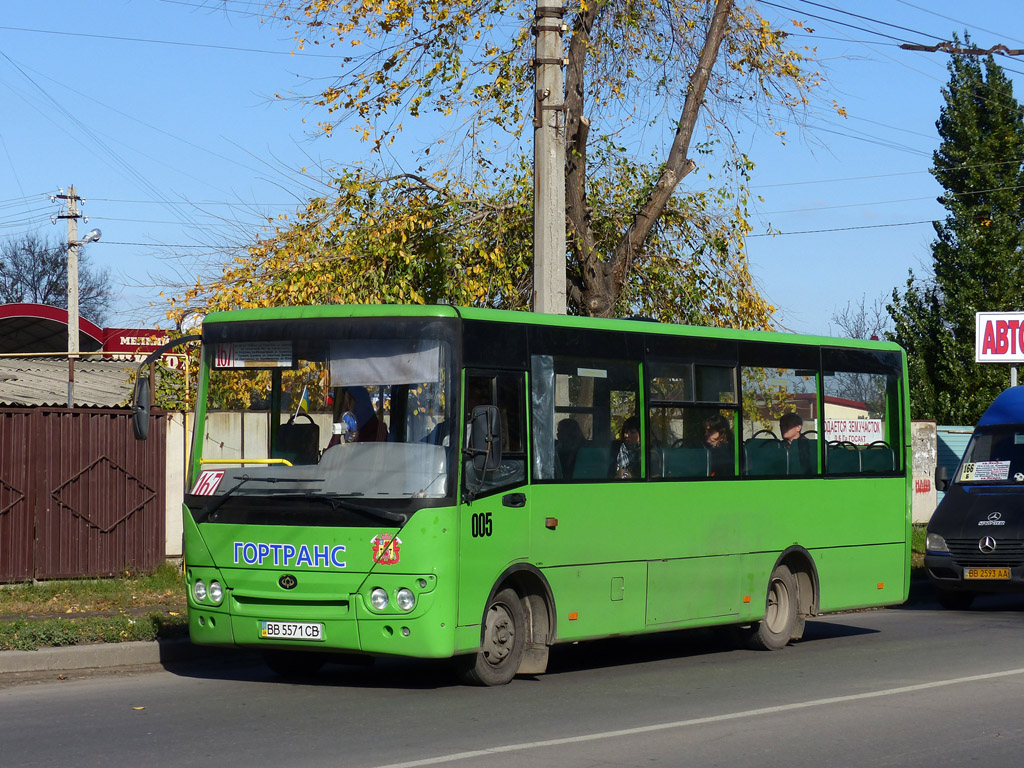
[202,303,903,352]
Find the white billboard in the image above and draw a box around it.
[975,312,1024,363]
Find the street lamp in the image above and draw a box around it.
[67,227,101,407]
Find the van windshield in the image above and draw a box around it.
[956,427,1024,484]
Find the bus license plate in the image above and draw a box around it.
[259,620,324,641]
[964,568,1011,580]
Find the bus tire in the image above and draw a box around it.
[459,588,526,686]
[745,564,800,651]
[937,590,975,610]
[262,650,326,678]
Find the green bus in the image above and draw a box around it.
[134,304,910,685]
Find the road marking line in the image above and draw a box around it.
[370,667,1024,768]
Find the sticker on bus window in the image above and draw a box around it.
[576,368,608,379]
[213,342,293,369]
[1015,433,1024,445]
[961,461,1011,482]
[191,470,225,495]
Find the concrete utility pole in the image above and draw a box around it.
[54,185,100,408]
[532,0,567,315]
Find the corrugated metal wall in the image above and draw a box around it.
[936,425,973,505]
[0,408,166,583]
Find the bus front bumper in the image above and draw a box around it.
[188,594,459,659]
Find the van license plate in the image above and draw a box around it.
[259,620,324,641]
[964,568,1010,580]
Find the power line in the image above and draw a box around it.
[158,0,267,17]
[90,197,299,206]
[761,182,1024,216]
[0,25,339,58]
[754,156,1024,189]
[759,0,920,45]
[893,0,1021,46]
[786,0,946,43]
[748,220,935,238]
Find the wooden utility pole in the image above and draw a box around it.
[532,0,567,314]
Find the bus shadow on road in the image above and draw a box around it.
[168,652,464,689]
[521,619,880,680]
[168,621,882,689]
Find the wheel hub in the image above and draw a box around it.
[483,605,515,663]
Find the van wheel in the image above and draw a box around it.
[744,564,800,651]
[937,590,975,610]
[458,588,525,686]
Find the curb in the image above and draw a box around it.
[0,637,218,675]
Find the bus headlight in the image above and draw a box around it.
[396,588,416,612]
[193,579,208,602]
[370,587,389,611]
[209,581,224,604]
[926,532,949,553]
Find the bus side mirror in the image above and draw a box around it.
[132,376,152,441]
[935,465,949,492]
[469,405,502,473]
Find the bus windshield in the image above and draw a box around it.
[190,317,456,515]
[956,426,1024,484]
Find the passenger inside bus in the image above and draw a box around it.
[780,411,813,475]
[780,412,803,444]
[555,418,585,480]
[703,413,735,478]
[613,416,642,479]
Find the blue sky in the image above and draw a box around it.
[1,0,1021,334]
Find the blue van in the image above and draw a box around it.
[926,387,1024,609]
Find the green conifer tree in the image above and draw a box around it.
[889,40,1024,423]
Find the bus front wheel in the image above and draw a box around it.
[744,564,802,651]
[459,588,526,686]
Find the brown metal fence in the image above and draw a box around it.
[0,408,166,583]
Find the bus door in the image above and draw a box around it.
[457,370,532,626]
[526,354,652,638]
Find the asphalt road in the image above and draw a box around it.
[3,588,1024,768]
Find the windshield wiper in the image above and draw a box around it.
[304,494,408,525]
[192,474,324,522]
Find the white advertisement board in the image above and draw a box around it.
[823,418,884,445]
[975,311,1024,363]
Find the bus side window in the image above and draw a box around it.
[649,406,736,479]
[740,364,819,478]
[821,348,903,476]
[531,355,639,482]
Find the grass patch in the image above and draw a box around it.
[0,563,185,616]
[0,612,188,652]
[911,523,927,573]
[0,564,188,651]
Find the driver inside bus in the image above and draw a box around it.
[336,386,387,443]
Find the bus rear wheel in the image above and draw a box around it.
[459,588,526,686]
[744,564,802,651]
